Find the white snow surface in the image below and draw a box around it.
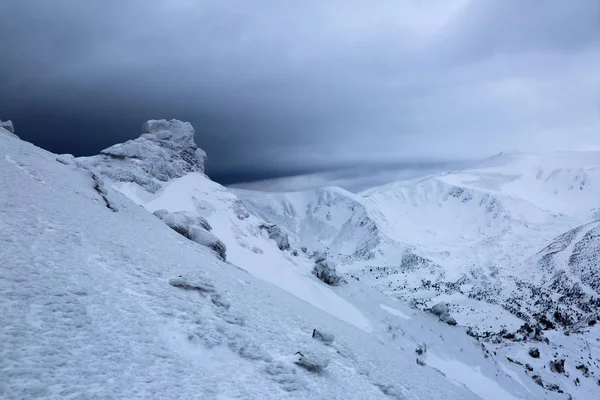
[113,173,373,333]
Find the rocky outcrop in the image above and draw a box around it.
[79,119,206,193]
[0,119,17,138]
[154,209,226,260]
[312,252,341,286]
[429,302,457,326]
[259,223,290,250]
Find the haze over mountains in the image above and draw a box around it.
[2,119,598,399]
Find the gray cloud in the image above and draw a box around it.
[1,0,599,189]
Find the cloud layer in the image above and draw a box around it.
[1,0,599,189]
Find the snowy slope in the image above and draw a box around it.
[235,151,599,327]
[234,150,600,398]
[440,151,600,218]
[11,120,585,400]
[1,123,564,399]
[78,121,373,332]
[235,186,385,260]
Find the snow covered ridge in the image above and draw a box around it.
[79,119,206,193]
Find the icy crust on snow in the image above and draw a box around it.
[0,132,553,400]
[79,119,206,193]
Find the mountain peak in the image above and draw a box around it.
[79,119,207,193]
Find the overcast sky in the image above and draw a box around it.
[1,0,599,191]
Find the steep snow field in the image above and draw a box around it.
[2,122,561,399]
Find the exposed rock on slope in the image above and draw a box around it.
[258,223,291,250]
[153,209,226,260]
[430,302,457,326]
[80,119,206,193]
[0,119,14,134]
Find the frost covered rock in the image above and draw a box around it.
[439,313,457,326]
[0,119,17,138]
[429,302,457,326]
[312,258,341,286]
[154,209,212,234]
[168,276,215,294]
[79,119,206,193]
[0,119,14,134]
[56,154,75,165]
[154,209,225,260]
[430,302,449,316]
[294,351,330,373]
[188,227,227,260]
[312,328,335,345]
[259,223,290,250]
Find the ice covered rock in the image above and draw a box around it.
[430,302,449,316]
[56,154,75,165]
[439,313,457,326]
[168,276,215,294]
[154,209,225,260]
[429,302,457,326]
[188,227,227,261]
[259,223,290,250]
[79,119,206,193]
[0,119,17,137]
[312,328,335,345]
[312,258,341,286]
[154,209,212,234]
[294,351,330,373]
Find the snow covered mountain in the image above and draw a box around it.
[234,150,600,398]
[1,119,598,399]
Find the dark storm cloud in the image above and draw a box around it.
[1,0,599,190]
